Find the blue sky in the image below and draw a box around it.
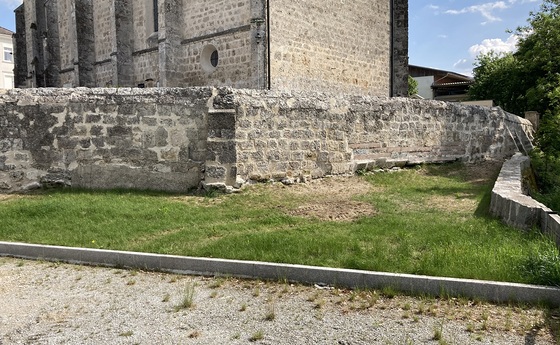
[410,0,542,76]
[0,0,544,77]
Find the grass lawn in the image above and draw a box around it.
[1,162,559,286]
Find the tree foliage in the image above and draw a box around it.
[469,0,560,115]
[408,75,418,97]
[469,0,560,206]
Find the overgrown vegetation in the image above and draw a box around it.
[0,163,559,286]
[468,0,560,211]
[408,75,418,97]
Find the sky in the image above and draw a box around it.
[0,0,544,77]
[410,0,542,76]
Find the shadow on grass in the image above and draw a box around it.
[474,186,493,218]
[24,186,215,198]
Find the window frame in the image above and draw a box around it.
[3,47,13,63]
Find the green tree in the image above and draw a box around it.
[408,75,418,97]
[469,52,526,115]
[469,0,560,208]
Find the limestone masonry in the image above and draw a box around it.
[14,0,408,97]
[0,88,533,193]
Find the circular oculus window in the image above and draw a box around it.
[201,45,219,73]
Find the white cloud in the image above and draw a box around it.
[428,5,440,10]
[508,0,538,3]
[452,59,474,77]
[0,0,23,8]
[438,34,448,39]
[445,1,509,24]
[468,34,519,57]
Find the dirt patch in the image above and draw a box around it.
[280,176,377,221]
[464,160,504,183]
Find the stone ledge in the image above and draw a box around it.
[0,241,559,307]
[490,153,560,248]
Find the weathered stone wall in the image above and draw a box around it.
[13,5,27,89]
[269,0,391,96]
[16,0,406,96]
[176,0,257,88]
[223,89,533,183]
[0,88,534,194]
[0,88,212,193]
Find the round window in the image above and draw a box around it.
[201,45,219,73]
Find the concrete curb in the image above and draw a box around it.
[1,241,559,307]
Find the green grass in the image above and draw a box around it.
[0,163,559,286]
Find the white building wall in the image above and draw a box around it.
[0,32,14,89]
[414,76,434,100]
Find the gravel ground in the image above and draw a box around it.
[0,257,557,345]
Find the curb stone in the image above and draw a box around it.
[1,241,559,307]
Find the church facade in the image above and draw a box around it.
[13,0,408,96]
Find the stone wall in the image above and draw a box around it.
[490,153,560,248]
[0,88,212,193]
[0,87,533,194]
[15,0,406,96]
[269,0,393,96]
[217,89,533,184]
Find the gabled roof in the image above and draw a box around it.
[409,64,473,83]
[0,26,14,36]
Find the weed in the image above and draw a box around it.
[432,322,444,340]
[466,323,475,333]
[162,293,170,302]
[174,282,195,311]
[249,330,264,342]
[126,279,136,286]
[208,278,224,289]
[307,292,320,302]
[253,287,260,297]
[264,303,275,321]
[381,286,397,299]
[239,303,247,312]
[188,330,201,338]
[209,291,218,298]
[231,332,241,340]
[314,299,326,309]
[119,331,133,337]
[403,302,412,311]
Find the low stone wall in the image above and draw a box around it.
[211,89,534,184]
[0,87,213,193]
[1,87,534,193]
[490,153,560,248]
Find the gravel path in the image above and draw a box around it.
[0,257,557,344]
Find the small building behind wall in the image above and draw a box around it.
[409,65,474,102]
[0,26,15,89]
[13,0,409,97]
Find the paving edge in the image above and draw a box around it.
[1,241,559,307]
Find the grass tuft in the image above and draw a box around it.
[174,282,196,311]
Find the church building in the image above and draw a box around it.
[13,0,408,97]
